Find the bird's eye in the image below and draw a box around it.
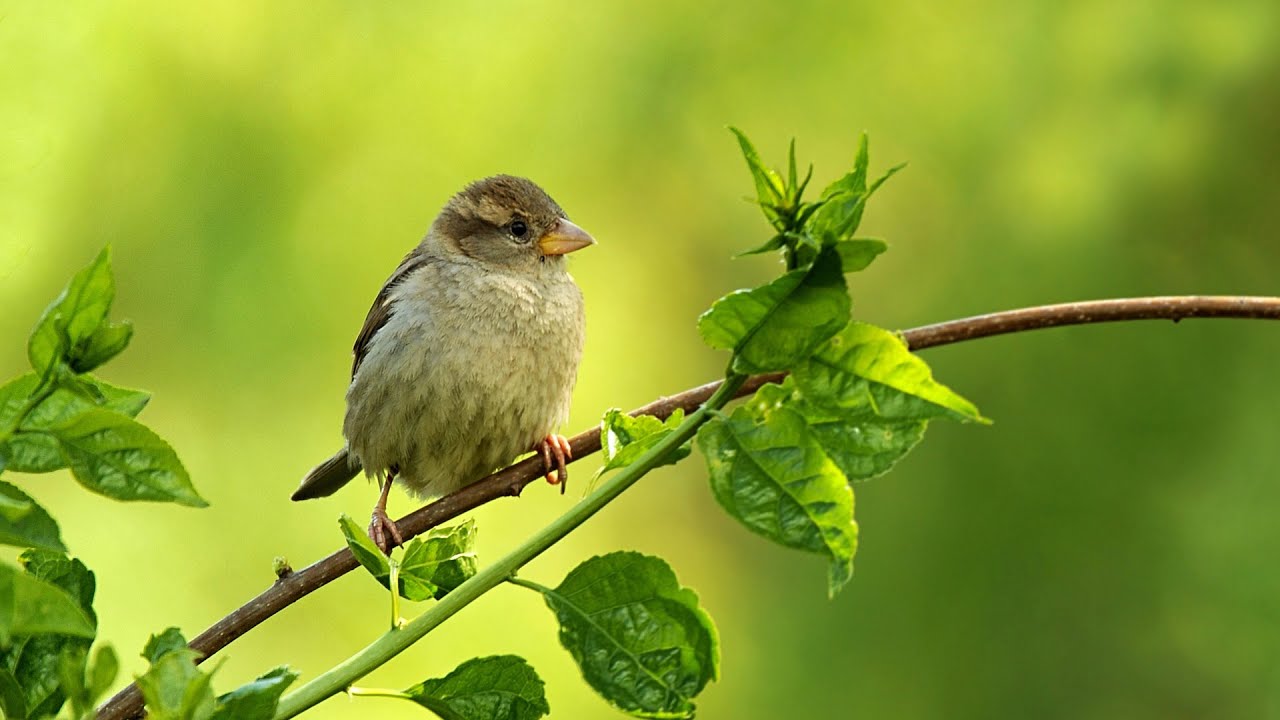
[509,219,528,239]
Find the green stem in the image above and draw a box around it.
[272,372,749,719]
[388,558,401,631]
[506,576,553,594]
[345,687,410,699]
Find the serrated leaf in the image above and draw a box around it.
[143,627,189,664]
[71,320,133,374]
[341,515,477,601]
[794,322,987,423]
[0,432,66,474]
[52,409,206,506]
[401,521,478,601]
[698,245,850,374]
[28,247,117,378]
[23,377,151,428]
[697,405,858,596]
[596,408,691,480]
[748,380,927,482]
[834,238,888,273]
[0,373,150,475]
[0,481,65,551]
[537,552,718,719]
[728,127,785,210]
[4,635,70,718]
[0,563,96,644]
[400,655,549,720]
[20,550,95,623]
[0,551,99,717]
[0,374,40,435]
[210,666,298,720]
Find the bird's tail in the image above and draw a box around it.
[292,449,362,501]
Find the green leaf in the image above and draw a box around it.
[23,377,151,428]
[400,655,549,720]
[0,552,99,718]
[537,552,718,718]
[0,374,40,435]
[794,322,988,423]
[3,635,73,718]
[808,135,904,245]
[0,488,31,522]
[734,233,787,257]
[138,627,218,720]
[86,644,120,709]
[57,644,90,717]
[341,516,477,601]
[137,648,216,720]
[596,408,691,481]
[20,550,96,625]
[71,320,133,374]
[0,433,66,474]
[210,666,298,720]
[728,127,785,210]
[340,513,395,586]
[28,247,117,378]
[143,627,190,664]
[0,373,151,475]
[696,404,858,596]
[0,481,65,551]
[401,521,478,601]
[786,138,798,194]
[0,563,96,644]
[0,670,25,718]
[698,245,850,374]
[81,376,151,417]
[834,237,888,273]
[749,379,927,482]
[52,409,206,506]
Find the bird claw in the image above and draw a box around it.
[536,434,572,494]
[368,507,404,555]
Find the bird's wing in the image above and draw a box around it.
[352,251,432,378]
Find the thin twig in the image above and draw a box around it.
[96,295,1280,719]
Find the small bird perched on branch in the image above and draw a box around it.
[292,176,594,552]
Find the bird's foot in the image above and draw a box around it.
[368,506,404,555]
[536,434,573,494]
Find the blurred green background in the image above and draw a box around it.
[3,1,1279,718]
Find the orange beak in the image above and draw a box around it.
[537,218,596,256]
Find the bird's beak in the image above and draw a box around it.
[538,218,596,256]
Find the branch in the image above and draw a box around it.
[96,295,1280,719]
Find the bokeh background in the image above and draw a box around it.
[3,2,1280,718]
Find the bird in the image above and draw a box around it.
[292,175,594,552]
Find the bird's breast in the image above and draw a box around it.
[343,261,584,498]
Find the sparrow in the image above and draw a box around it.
[292,175,594,552]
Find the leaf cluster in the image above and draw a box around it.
[0,248,294,718]
[0,247,204,508]
[697,130,986,595]
[136,627,297,719]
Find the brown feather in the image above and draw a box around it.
[351,252,432,378]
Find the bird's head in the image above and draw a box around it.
[431,175,595,270]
